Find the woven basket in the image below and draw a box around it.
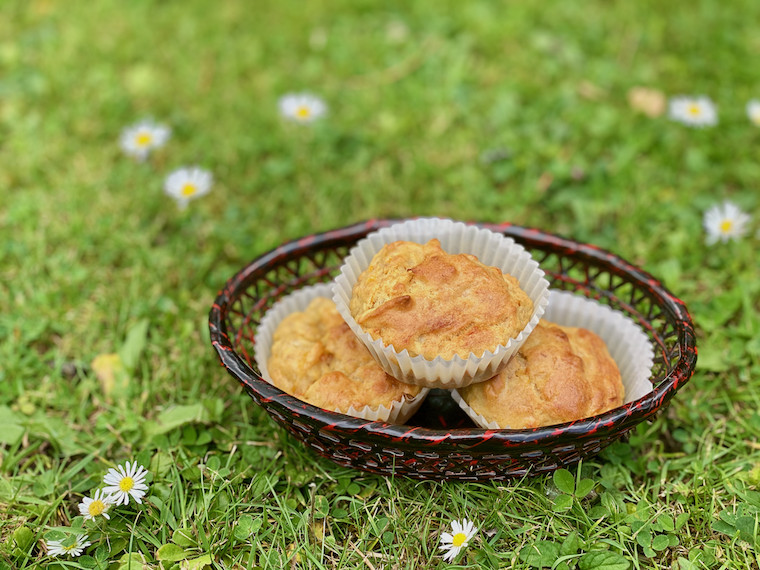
[209,220,697,481]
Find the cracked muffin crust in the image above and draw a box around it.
[348,239,534,360]
[456,320,624,429]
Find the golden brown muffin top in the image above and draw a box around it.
[348,239,534,360]
[267,297,422,411]
[458,320,624,429]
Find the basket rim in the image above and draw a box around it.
[209,218,697,446]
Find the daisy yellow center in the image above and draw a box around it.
[296,106,311,119]
[752,111,760,125]
[88,500,106,516]
[136,133,153,147]
[687,104,702,116]
[452,532,467,547]
[63,543,77,551]
[181,183,197,197]
[119,476,135,492]
[720,219,733,233]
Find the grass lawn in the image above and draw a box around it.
[2,0,760,568]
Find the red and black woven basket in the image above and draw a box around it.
[209,220,697,481]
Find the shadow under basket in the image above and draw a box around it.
[209,220,697,481]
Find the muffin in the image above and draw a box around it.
[256,285,427,423]
[540,290,654,405]
[348,238,534,360]
[454,320,625,429]
[333,218,550,388]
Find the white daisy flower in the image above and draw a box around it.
[703,200,752,245]
[78,488,114,521]
[120,120,171,161]
[46,534,91,557]
[102,460,149,506]
[439,518,478,562]
[746,100,760,126]
[278,93,327,123]
[668,95,717,127]
[163,166,213,209]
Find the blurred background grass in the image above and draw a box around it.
[1,0,760,568]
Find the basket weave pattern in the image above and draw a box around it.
[209,220,697,480]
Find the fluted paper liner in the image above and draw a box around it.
[254,283,429,424]
[332,218,550,388]
[451,289,655,429]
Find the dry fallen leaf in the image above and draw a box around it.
[628,86,666,117]
[578,80,605,100]
[537,171,554,193]
[91,353,129,400]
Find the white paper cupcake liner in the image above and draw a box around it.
[254,283,429,424]
[332,218,550,389]
[451,289,655,429]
